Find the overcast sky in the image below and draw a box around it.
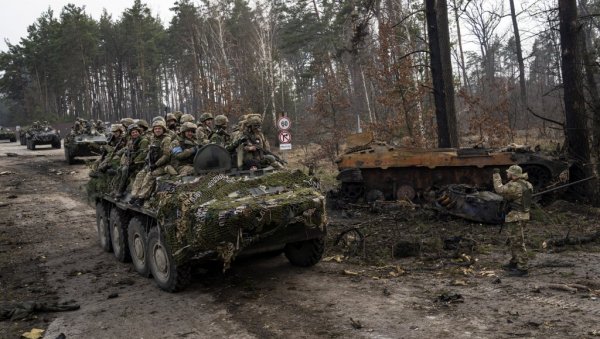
[0,0,174,52]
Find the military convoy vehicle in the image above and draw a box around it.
[0,127,16,142]
[334,132,568,203]
[88,144,327,292]
[25,126,61,150]
[64,129,107,164]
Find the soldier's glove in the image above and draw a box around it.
[493,168,500,174]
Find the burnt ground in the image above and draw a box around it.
[0,140,599,339]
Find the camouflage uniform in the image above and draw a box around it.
[130,120,172,205]
[209,115,231,147]
[234,114,282,170]
[91,124,125,174]
[165,113,178,134]
[95,120,106,134]
[196,112,213,144]
[493,165,533,273]
[167,122,199,176]
[71,121,83,135]
[114,124,149,197]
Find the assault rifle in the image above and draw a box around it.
[255,145,287,165]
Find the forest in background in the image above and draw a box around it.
[0,0,598,155]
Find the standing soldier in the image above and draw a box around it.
[493,165,533,277]
[196,112,213,143]
[166,122,200,176]
[129,119,172,207]
[209,115,231,147]
[113,124,149,198]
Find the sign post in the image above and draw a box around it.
[277,116,292,151]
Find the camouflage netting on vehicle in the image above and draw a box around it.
[151,170,326,267]
[87,174,114,202]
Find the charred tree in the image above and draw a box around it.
[558,0,594,200]
[426,0,459,148]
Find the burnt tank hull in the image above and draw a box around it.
[335,142,567,202]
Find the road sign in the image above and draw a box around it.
[277,116,291,130]
[279,143,292,150]
[278,130,292,143]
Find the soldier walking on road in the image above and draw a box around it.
[493,165,533,277]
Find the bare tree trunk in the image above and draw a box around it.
[509,0,528,137]
[426,0,459,147]
[558,0,594,200]
[452,0,469,91]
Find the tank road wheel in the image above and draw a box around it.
[284,238,325,267]
[128,217,150,277]
[109,207,131,262]
[147,228,191,292]
[95,201,112,252]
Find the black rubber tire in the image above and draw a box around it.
[29,140,36,150]
[284,238,325,267]
[10,137,16,142]
[128,217,150,277]
[26,139,31,150]
[109,207,131,262]
[96,201,112,252]
[20,135,26,145]
[52,141,61,149]
[147,228,191,292]
[65,147,74,164]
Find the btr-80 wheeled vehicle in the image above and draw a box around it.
[0,126,16,142]
[26,126,62,150]
[64,128,107,164]
[88,144,326,292]
[334,132,568,203]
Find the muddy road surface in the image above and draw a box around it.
[1,140,599,339]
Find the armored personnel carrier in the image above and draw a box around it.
[64,128,107,164]
[26,126,61,150]
[88,144,326,292]
[334,132,567,202]
[0,127,16,142]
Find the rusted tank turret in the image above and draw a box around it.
[335,133,567,202]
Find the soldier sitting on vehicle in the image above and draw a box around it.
[165,122,200,177]
[493,165,533,277]
[129,119,172,207]
[136,119,150,136]
[233,114,283,170]
[70,120,83,135]
[196,112,213,144]
[165,113,178,132]
[91,124,126,176]
[209,114,231,147]
[95,119,106,134]
[113,124,149,198]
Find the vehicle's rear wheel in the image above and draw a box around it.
[52,140,61,149]
[128,217,150,277]
[284,238,325,267]
[10,137,16,142]
[65,147,74,164]
[96,202,112,252]
[28,140,36,150]
[147,228,191,292]
[109,207,131,262]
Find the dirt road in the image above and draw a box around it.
[1,140,599,339]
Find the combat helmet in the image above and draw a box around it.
[152,119,167,131]
[506,165,526,179]
[137,119,149,131]
[214,115,228,127]
[246,114,262,127]
[152,116,166,123]
[127,123,142,135]
[173,111,183,122]
[180,122,198,133]
[165,113,177,123]
[180,113,195,124]
[120,118,135,128]
[110,124,125,134]
[199,112,214,122]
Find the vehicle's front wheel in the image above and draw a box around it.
[128,217,150,277]
[147,228,191,292]
[284,238,325,267]
[10,137,16,142]
[65,147,74,164]
[109,207,130,262]
[96,202,112,252]
[52,140,61,149]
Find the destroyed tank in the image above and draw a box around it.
[0,126,16,142]
[64,128,107,164]
[334,132,567,202]
[25,126,61,150]
[87,144,326,292]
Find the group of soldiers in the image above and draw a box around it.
[90,111,283,207]
[29,120,52,131]
[70,118,106,135]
